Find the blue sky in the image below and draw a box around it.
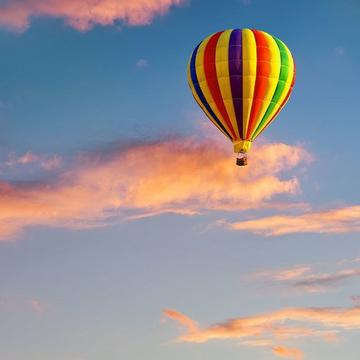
[0,1,359,359]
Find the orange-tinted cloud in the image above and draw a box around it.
[225,206,360,236]
[241,338,273,347]
[163,305,360,357]
[251,266,312,282]
[164,307,356,343]
[0,137,308,239]
[163,309,199,334]
[272,346,304,360]
[0,0,184,32]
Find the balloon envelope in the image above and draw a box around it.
[187,29,296,154]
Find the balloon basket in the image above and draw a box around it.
[236,155,248,166]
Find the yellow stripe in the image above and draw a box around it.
[252,40,295,139]
[195,34,234,137]
[187,60,230,139]
[242,29,257,139]
[248,31,281,139]
[215,29,240,139]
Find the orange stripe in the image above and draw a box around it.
[204,32,237,139]
[246,30,272,138]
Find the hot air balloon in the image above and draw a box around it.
[187,29,296,166]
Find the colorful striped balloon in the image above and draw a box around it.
[187,29,296,163]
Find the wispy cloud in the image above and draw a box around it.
[272,346,304,360]
[0,293,45,313]
[0,136,308,240]
[0,0,185,32]
[28,298,45,313]
[334,46,345,56]
[224,206,360,236]
[163,305,360,358]
[242,0,252,5]
[251,266,312,282]
[163,308,343,344]
[163,309,199,334]
[136,59,149,68]
[241,338,273,347]
[293,269,360,293]
[248,260,360,293]
[5,151,62,171]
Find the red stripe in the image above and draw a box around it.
[203,32,236,139]
[246,30,272,139]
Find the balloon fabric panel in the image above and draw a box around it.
[195,35,237,138]
[241,29,258,141]
[204,32,237,138]
[188,44,232,139]
[252,37,295,139]
[216,30,240,139]
[246,30,281,140]
[228,29,243,139]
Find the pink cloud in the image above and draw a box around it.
[0,0,185,32]
[28,298,45,313]
[225,206,360,236]
[5,151,62,170]
[163,305,360,357]
[7,151,38,165]
[0,137,308,240]
[0,293,46,312]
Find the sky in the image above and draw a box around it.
[0,0,359,359]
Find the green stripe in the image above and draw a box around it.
[252,37,291,139]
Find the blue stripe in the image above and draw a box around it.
[189,44,232,139]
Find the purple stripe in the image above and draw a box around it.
[228,29,243,139]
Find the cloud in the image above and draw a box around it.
[163,305,360,357]
[0,294,46,312]
[225,206,360,236]
[163,309,199,334]
[241,338,273,347]
[272,346,304,360]
[334,46,345,56]
[28,298,45,313]
[293,269,360,293]
[249,260,360,293]
[136,59,149,68]
[336,256,360,266]
[0,136,308,239]
[251,266,312,282]
[242,339,305,360]
[0,0,185,32]
[5,151,62,171]
[163,308,345,344]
